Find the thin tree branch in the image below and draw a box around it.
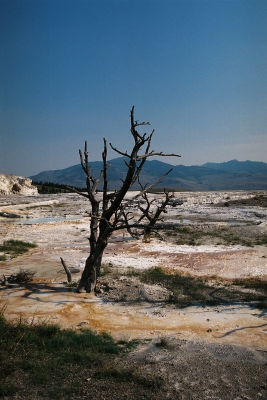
[109,143,131,158]
[67,186,90,199]
[137,151,181,160]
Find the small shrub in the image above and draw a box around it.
[100,263,113,276]
[175,226,190,234]
[125,266,141,277]
[243,240,253,247]
[7,269,36,283]
[257,236,267,245]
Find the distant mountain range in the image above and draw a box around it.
[29,159,267,191]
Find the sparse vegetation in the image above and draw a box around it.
[137,267,221,306]
[24,204,52,209]
[256,235,267,245]
[100,263,114,276]
[6,269,36,284]
[53,202,68,207]
[161,224,267,247]
[233,276,267,291]
[0,240,37,259]
[0,311,157,399]
[99,267,267,308]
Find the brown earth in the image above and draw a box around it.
[214,194,267,208]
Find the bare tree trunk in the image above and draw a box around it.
[76,218,110,292]
[60,257,72,283]
[72,107,181,293]
[77,251,104,292]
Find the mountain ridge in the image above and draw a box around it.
[29,159,267,191]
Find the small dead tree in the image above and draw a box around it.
[70,107,180,292]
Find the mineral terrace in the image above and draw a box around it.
[1,190,267,398]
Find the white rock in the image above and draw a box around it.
[0,174,38,196]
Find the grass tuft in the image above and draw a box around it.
[0,240,37,259]
[0,312,145,398]
[162,225,267,247]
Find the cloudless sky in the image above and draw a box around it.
[1,0,266,177]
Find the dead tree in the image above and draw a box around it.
[71,106,180,292]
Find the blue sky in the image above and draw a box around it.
[1,0,266,177]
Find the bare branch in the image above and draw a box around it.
[91,170,104,194]
[67,186,90,199]
[137,151,181,160]
[131,131,154,185]
[151,229,165,241]
[133,168,174,199]
[134,120,150,128]
[102,138,111,212]
[130,106,150,142]
[109,143,130,158]
[79,149,87,174]
[123,159,130,168]
[76,106,181,293]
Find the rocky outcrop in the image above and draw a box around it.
[0,174,38,196]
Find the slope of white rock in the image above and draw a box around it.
[0,174,38,196]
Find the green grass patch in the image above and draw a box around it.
[0,240,37,258]
[0,313,148,399]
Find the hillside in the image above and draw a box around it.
[202,159,267,174]
[29,159,267,191]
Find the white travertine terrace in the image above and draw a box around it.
[0,174,38,196]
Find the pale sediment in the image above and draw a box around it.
[0,191,267,350]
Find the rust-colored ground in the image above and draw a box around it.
[1,222,266,350]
